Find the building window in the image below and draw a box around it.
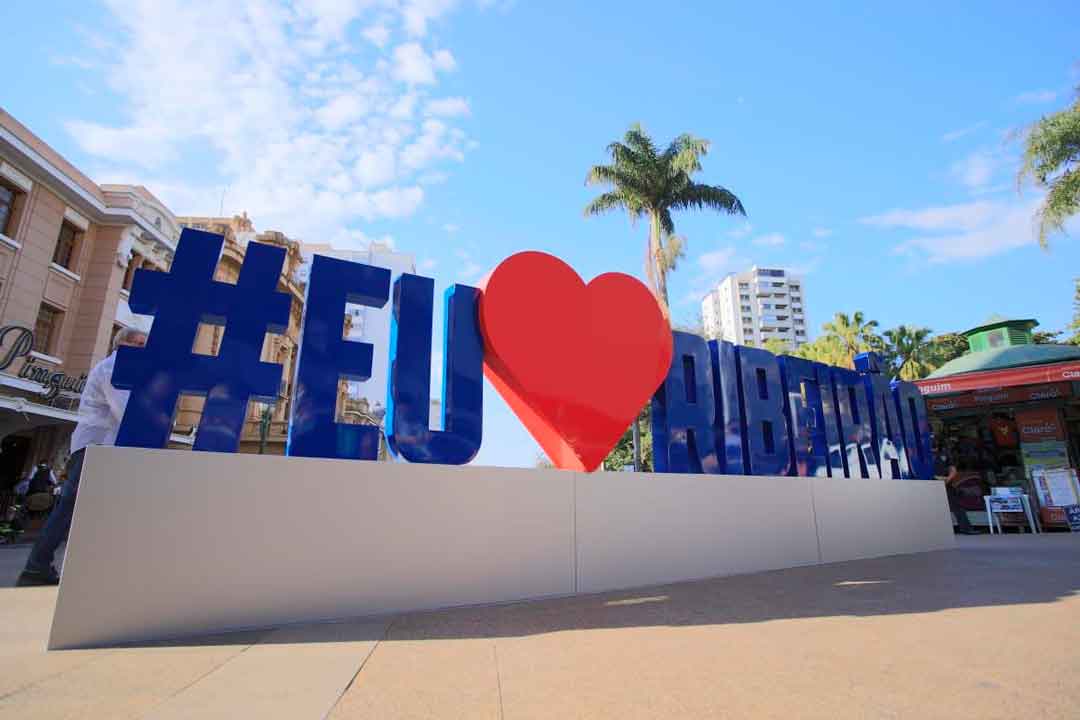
[741,305,751,312]
[0,184,16,236]
[739,293,750,301]
[52,221,82,270]
[795,318,804,326]
[33,304,62,355]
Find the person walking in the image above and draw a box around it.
[16,327,147,587]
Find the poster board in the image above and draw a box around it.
[1064,505,1080,532]
[1033,468,1080,508]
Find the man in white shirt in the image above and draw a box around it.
[17,327,148,587]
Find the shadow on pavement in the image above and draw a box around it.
[6,535,1079,648]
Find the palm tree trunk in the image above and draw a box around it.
[648,212,670,319]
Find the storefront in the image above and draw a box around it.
[916,317,1080,529]
[0,324,84,518]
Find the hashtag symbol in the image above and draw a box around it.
[113,228,291,452]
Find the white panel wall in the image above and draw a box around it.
[49,448,954,649]
[49,448,575,649]
[811,476,955,564]
[575,473,820,593]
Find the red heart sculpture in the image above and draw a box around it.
[478,251,673,472]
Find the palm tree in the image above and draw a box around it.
[584,124,746,318]
[883,325,934,380]
[1018,90,1080,247]
[822,311,880,369]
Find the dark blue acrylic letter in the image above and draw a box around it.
[735,346,793,476]
[114,229,290,452]
[651,331,720,474]
[385,274,483,464]
[286,254,390,460]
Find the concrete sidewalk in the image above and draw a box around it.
[3,534,1080,718]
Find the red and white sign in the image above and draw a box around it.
[1015,407,1065,442]
[924,382,1071,412]
[916,362,1080,396]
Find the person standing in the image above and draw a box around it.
[27,463,57,496]
[16,327,148,587]
[935,446,979,535]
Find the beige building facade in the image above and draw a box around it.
[0,108,179,492]
[0,108,359,503]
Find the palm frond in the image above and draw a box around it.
[671,183,746,216]
[624,123,659,161]
[658,208,675,236]
[583,191,635,218]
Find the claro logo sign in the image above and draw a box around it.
[110,228,935,480]
[1016,407,1065,442]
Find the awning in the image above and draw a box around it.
[0,372,48,396]
[915,361,1080,396]
[0,395,80,441]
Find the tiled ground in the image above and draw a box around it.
[3,534,1079,719]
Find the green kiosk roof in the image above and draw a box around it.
[927,315,1080,379]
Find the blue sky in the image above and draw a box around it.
[3,1,1079,467]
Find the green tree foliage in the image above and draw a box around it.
[793,334,849,367]
[926,332,969,368]
[882,325,935,380]
[1067,277,1080,345]
[584,124,745,318]
[820,312,881,369]
[762,338,791,356]
[603,407,653,472]
[1018,91,1080,247]
[1032,330,1063,344]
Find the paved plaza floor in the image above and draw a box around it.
[2,534,1079,718]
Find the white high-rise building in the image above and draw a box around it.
[701,266,809,350]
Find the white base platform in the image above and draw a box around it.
[48,447,955,649]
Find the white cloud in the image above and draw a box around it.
[698,245,738,273]
[362,23,391,48]
[752,232,786,247]
[864,199,1046,263]
[442,223,459,233]
[950,149,1000,190]
[402,0,457,37]
[425,96,471,117]
[1015,89,1058,104]
[811,227,832,238]
[315,94,369,130]
[401,118,465,170]
[861,201,999,232]
[392,42,455,85]
[799,240,824,253]
[419,257,438,272]
[64,0,475,247]
[455,248,483,281]
[64,121,174,168]
[354,144,398,187]
[942,121,986,143]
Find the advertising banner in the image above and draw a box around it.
[1015,407,1065,442]
[924,383,1070,412]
